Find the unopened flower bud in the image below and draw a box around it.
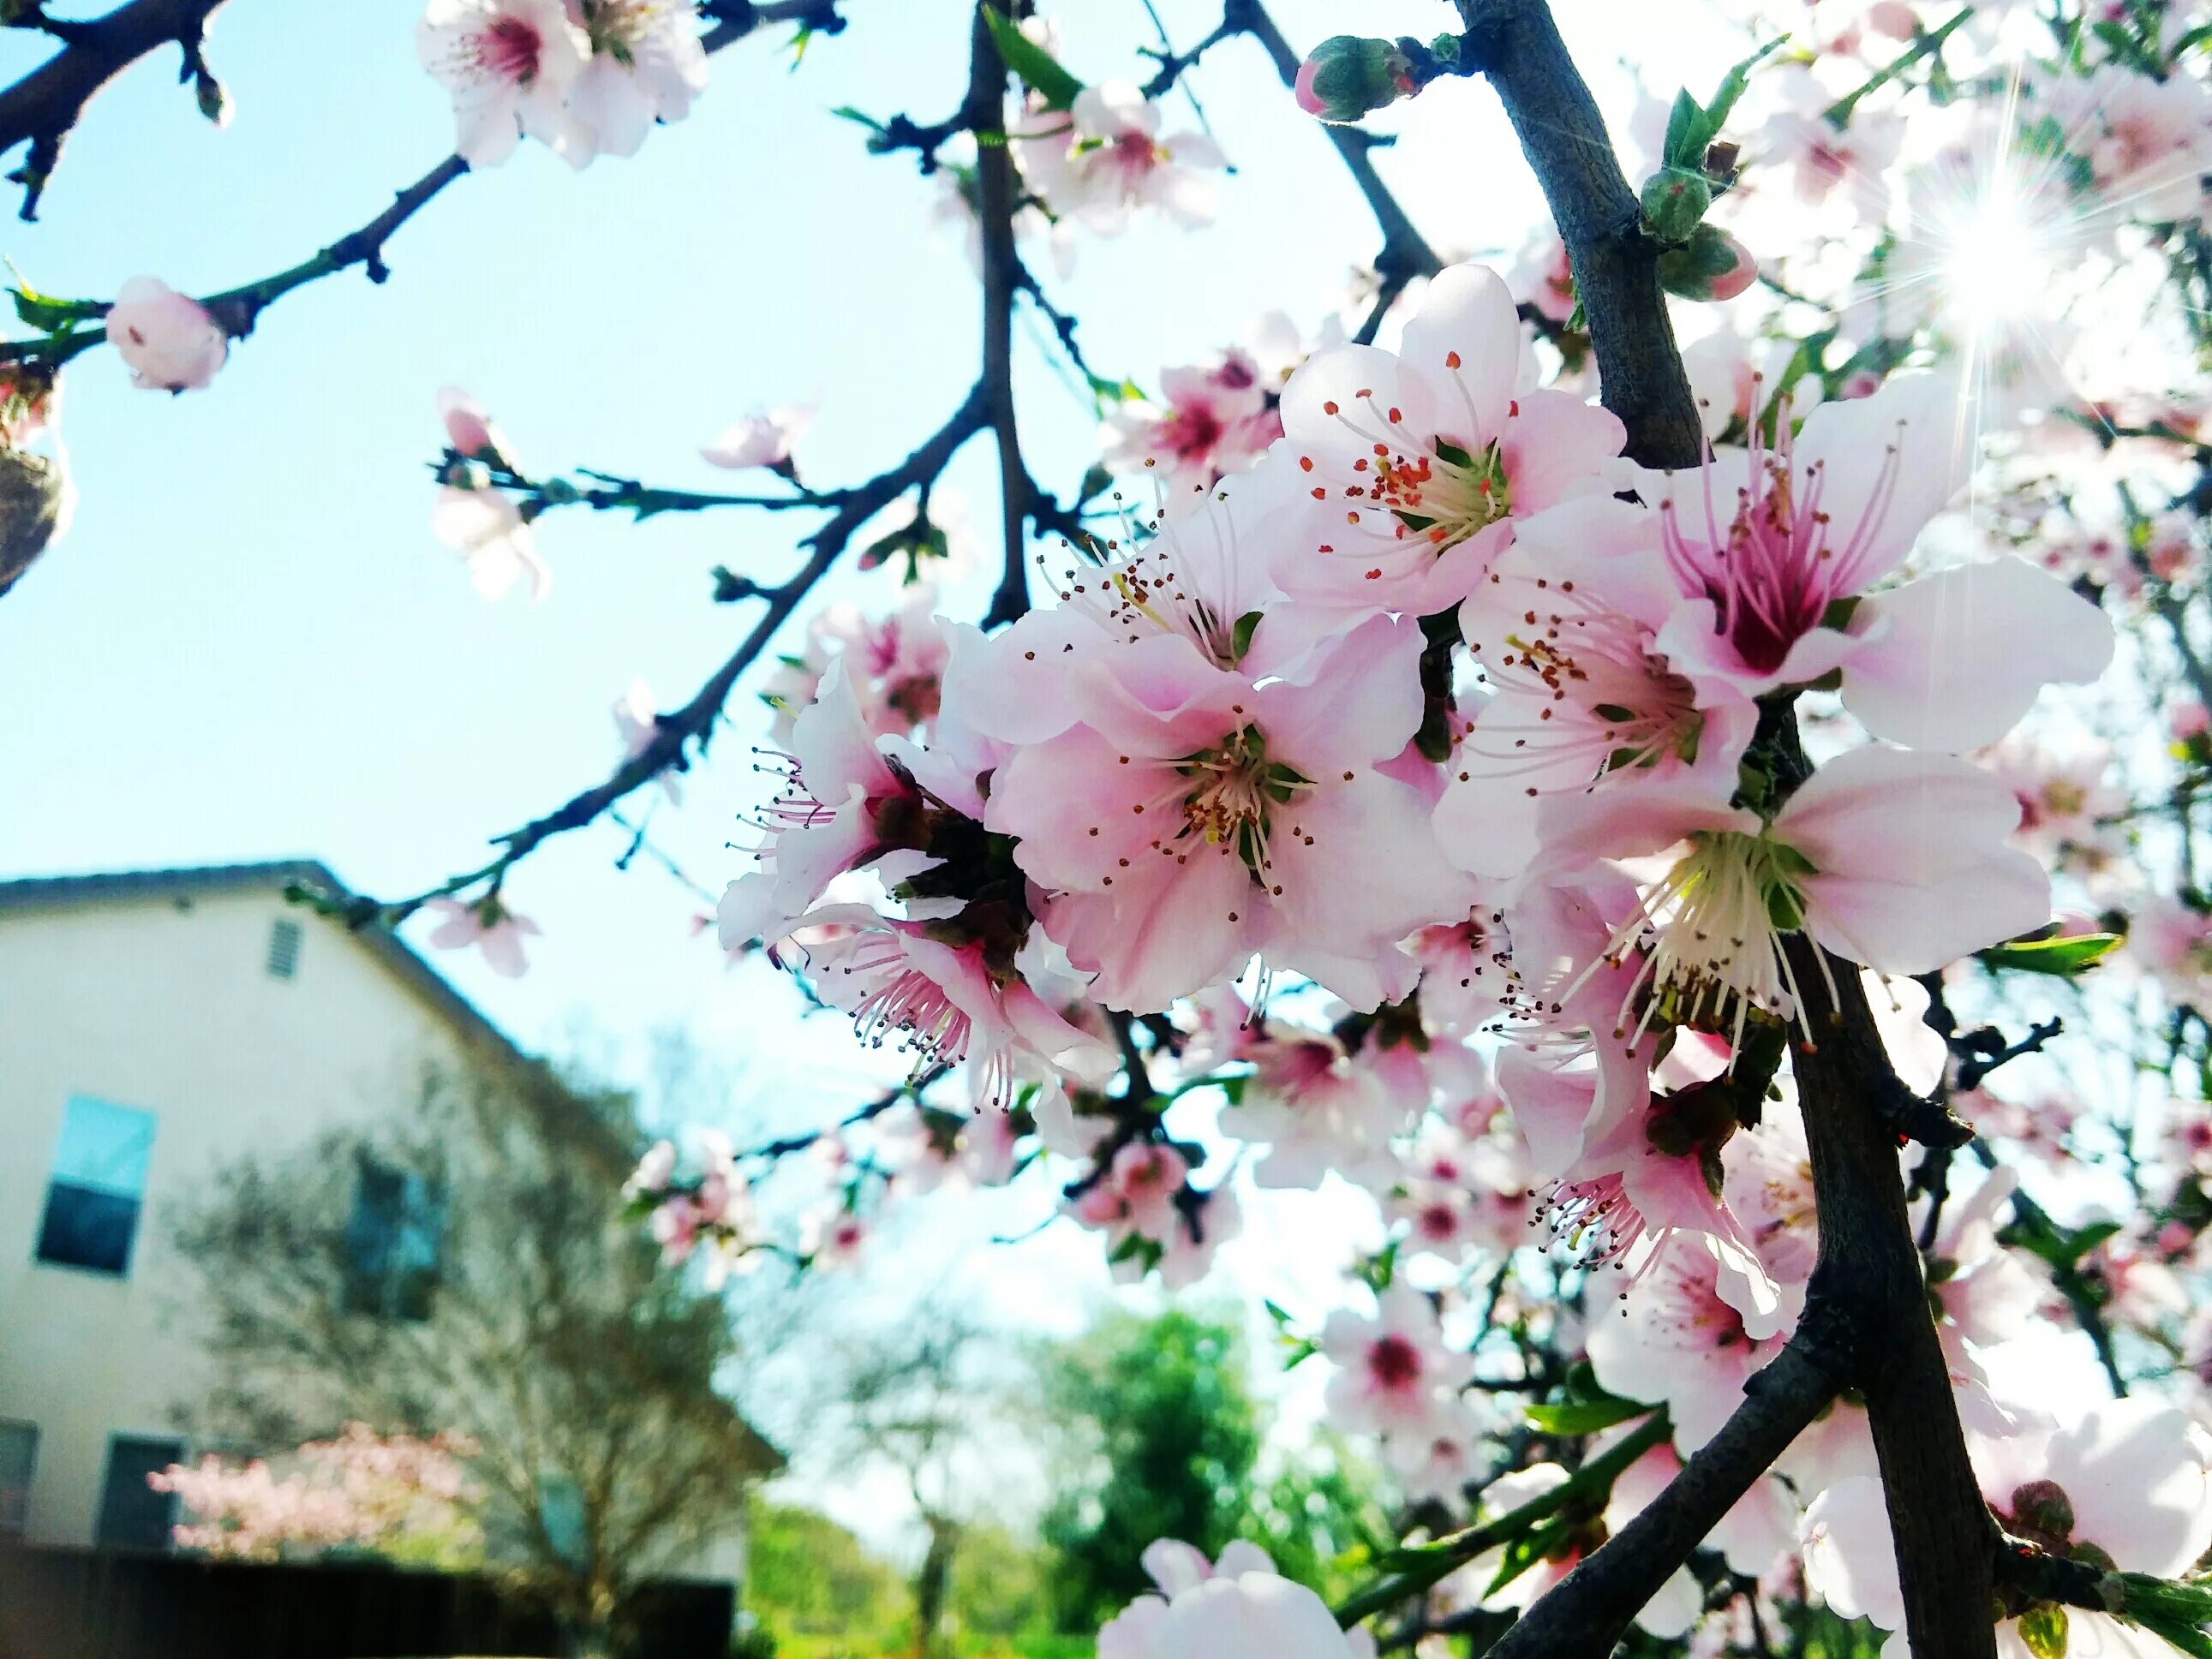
[1294,36,1415,124]
[1641,167,1713,245]
[1657,224,1757,302]
[194,69,234,129]
[2009,1479,2077,1543]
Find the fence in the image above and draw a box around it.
[0,1547,735,1659]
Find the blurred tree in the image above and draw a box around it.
[1033,1308,1393,1633]
[1034,1306,1262,1632]
[744,1500,906,1641]
[170,1057,784,1656]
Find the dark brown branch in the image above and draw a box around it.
[966,3,1030,632]
[1479,1340,1838,1659]
[0,0,230,218]
[1444,11,1996,1659]
[1458,0,1701,470]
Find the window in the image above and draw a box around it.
[341,1154,443,1321]
[0,1422,36,1539]
[265,917,302,980]
[94,1435,182,1551]
[35,1098,156,1276]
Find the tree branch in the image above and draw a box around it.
[0,0,230,218]
[324,383,989,927]
[1459,0,1701,471]
[966,2,1031,632]
[0,1,842,361]
[1232,0,1442,285]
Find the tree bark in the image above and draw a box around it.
[1456,5,2001,1656]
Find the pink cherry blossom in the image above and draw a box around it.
[1264,263,1627,623]
[423,895,541,977]
[985,606,1474,1012]
[1318,1283,1468,1441]
[105,277,228,392]
[1530,745,2051,1046]
[1098,1557,1373,1659]
[611,677,680,802]
[1103,355,1279,496]
[416,0,589,168]
[565,0,707,159]
[1587,1234,1798,1450]
[436,385,511,468]
[700,403,815,471]
[431,485,550,601]
[1013,83,1226,234]
[1577,373,2113,745]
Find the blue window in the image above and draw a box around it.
[342,1155,443,1321]
[0,1421,36,1538]
[94,1435,182,1551]
[35,1098,156,1277]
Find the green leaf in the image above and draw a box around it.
[1523,1396,1652,1436]
[1231,610,1264,663]
[829,104,888,134]
[982,5,1085,111]
[2018,1603,2069,1659]
[1978,932,2123,976]
[1662,88,1707,171]
[1701,37,1786,137]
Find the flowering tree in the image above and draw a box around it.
[15,0,2212,1656]
[146,1424,483,1567]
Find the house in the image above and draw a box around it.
[0,862,773,1590]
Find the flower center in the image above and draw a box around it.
[477,15,545,83]
[1659,412,1903,677]
[1367,1334,1423,1389]
[1601,829,1825,1047]
[1177,728,1311,873]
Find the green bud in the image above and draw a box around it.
[1640,168,1713,246]
[1294,36,1414,125]
[2010,1480,2077,1544]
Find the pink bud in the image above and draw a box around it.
[1294,59,1326,117]
[437,385,507,464]
[1707,231,1758,301]
[105,277,228,393]
[2172,701,2211,741]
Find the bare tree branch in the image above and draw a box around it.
[0,0,231,218]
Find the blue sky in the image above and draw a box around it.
[0,0,1774,1542]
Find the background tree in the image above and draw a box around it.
[170,1057,783,1652]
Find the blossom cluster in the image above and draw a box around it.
[147,1424,481,1565]
[417,0,708,169]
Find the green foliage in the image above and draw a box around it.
[1241,1436,1393,1608]
[746,1500,906,1639]
[949,1522,1049,1638]
[1036,1307,1264,1632]
[1032,1308,1390,1630]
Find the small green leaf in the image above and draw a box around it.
[1978,932,2122,976]
[829,104,888,134]
[982,5,1085,110]
[1662,88,1707,171]
[1701,38,1786,137]
[1523,1396,1652,1436]
[1231,610,1264,663]
[2018,1602,2068,1659]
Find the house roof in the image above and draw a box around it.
[0,859,526,1062]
